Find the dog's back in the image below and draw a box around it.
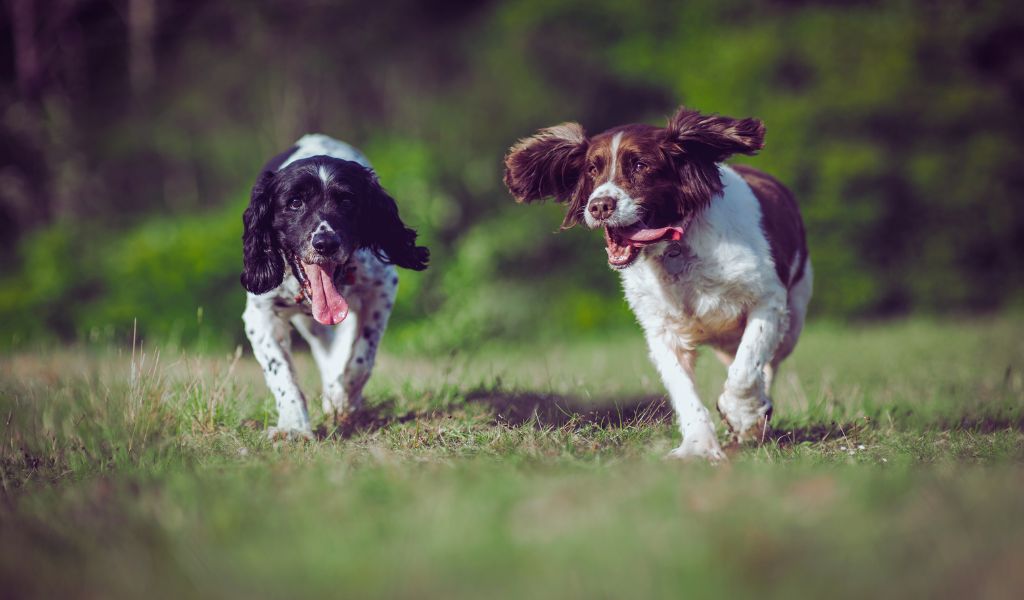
[730,164,807,289]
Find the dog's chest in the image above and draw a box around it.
[621,242,760,348]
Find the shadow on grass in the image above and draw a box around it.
[311,401,418,440]
[760,414,1024,447]
[308,390,675,440]
[761,421,870,447]
[465,390,676,429]
[304,390,1023,443]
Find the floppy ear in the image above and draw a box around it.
[504,123,591,228]
[662,106,766,211]
[360,175,429,271]
[240,170,285,294]
[666,106,765,160]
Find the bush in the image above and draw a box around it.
[2,0,1024,350]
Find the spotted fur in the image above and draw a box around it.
[242,135,426,438]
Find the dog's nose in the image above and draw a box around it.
[588,196,617,221]
[312,232,341,255]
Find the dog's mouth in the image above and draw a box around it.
[298,258,349,325]
[604,223,689,269]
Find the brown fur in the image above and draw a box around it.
[503,123,591,228]
[504,106,766,231]
[581,125,687,228]
[661,108,765,216]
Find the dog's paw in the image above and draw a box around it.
[666,437,728,463]
[734,413,772,445]
[321,392,363,418]
[322,407,359,427]
[717,391,772,443]
[266,426,314,442]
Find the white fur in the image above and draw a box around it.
[586,181,642,229]
[585,133,642,228]
[317,164,333,185]
[608,131,622,179]
[282,134,371,170]
[788,247,803,285]
[618,165,812,460]
[244,135,399,439]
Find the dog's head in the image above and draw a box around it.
[504,106,764,269]
[241,156,428,324]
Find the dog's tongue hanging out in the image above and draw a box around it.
[622,226,686,244]
[302,262,349,325]
[604,224,689,266]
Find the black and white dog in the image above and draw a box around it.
[241,134,428,439]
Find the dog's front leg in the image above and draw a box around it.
[646,334,726,462]
[243,297,312,439]
[299,269,396,423]
[332,270,397,416]
[717,299,788,442]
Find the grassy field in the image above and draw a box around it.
[2,316,1023,599]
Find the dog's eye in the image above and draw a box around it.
[588,164,599,178]
[633,161,648,174]
[288,198,303,210]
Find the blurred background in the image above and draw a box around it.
[1,0,1022,352]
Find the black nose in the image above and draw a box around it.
[588,196,617,220]
[312,232,341,255]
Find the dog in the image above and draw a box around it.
[504,106,812,461]
[241,134,428,439]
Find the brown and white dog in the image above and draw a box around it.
[504,106,812,460]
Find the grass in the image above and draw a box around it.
[1,316,1023,598]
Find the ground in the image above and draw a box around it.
[1,316,1023,598]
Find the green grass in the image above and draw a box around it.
[2,316,1023,598]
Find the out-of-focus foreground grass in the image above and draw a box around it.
[1,316,1022,599]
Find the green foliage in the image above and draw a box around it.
[0,206,245,348]
[1,0,1023,349]
[88,207,244,347]
[0,223,96,343]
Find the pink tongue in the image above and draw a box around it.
[622,226,687,244]
[302,262,349,325]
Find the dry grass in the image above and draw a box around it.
[1,316,1022,598]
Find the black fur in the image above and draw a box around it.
[241,170,284,294]
[240,155,428,294]
[358,176,430,270]
[261,144,300,173]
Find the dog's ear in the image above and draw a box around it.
[665,106,765,161]
[504,123,592,228]
[359,173,429,271]
[662,106,766,211]
[240,170,285,294]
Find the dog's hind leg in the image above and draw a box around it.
[713,348,734,368]
[765,259,814,393]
